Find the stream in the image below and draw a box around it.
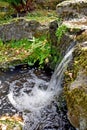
[0,48,76,130]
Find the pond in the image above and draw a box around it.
[0,65,75,130]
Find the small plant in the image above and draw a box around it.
[0,39,3,46]
[56,25,67,42]
[0,36,52,68]
[0,35,60,69]
[49,45,62,69]
[1,0,35,14]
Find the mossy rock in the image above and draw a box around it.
[66,87,87,129]
[64,43,87,130]
[76,30,87,43]
[56,0,87,20]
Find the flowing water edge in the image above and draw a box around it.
[0,48,76,130]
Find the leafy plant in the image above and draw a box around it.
[0,39,3,46]
[1,0,35,14]
[0,35,61,69]
[0,36,51,68]
[49,45,62,69]
[56,25,67,42]
[27,38,51,67]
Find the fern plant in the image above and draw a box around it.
[56,25,67,43]
[1,0,35,14]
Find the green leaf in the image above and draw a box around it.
[0,39,3,47]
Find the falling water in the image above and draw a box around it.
[7,45,75,112]
[0,43,76,130]
[48,47,74,94]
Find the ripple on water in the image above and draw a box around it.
[0,67,76,130]
[0,67,51,115]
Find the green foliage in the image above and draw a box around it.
[0,35,61,69]
[56,25,67,42]
[0,36,52,68]
[49,45,62,69]
[1,0,22,5]
[0,39,3,46]
[10,37,51,67]
[1,0,35,13]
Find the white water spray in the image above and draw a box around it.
[48,47,74,93]
[8,75,53,111]
[8,47,74,111]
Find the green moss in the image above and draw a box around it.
[64,45,87,128]
[0,9,57,25]
[64,46,87,85]
[73,47,87,78]
[65,88,87,118]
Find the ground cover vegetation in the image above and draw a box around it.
[0,0,35,14]
[0,1,61,70]
[0,36,49,68]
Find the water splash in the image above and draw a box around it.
[7,69,53,111]
[8,86,53,111]
[8,47,74,112]
[0,47,76,130]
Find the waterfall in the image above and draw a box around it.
[48,46,74,95]
[8,42,75,111]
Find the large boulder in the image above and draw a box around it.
[63,17,87,30]
[56,0,87,20]
[64,42,87,130]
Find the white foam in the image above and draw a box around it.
[8,86,53,111]
[8,46,75,112]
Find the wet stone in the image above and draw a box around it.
[38,84,48,90]
[0,82,9,96]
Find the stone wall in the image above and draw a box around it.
[0,18,48,42]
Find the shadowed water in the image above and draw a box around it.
[0,47,76,130]
[0,66,51,114]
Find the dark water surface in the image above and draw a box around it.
[0,66,75,130]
